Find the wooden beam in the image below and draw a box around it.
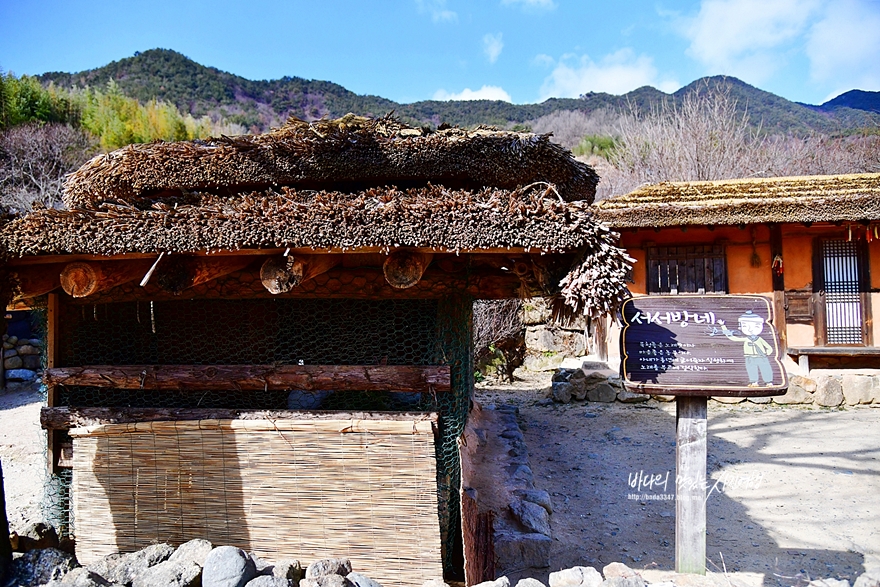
[10,264,65,300]
[60,260,155,298]
[64,266,525,304]
[44,364,451,393]
[5,246,558,267]
[42,407,438,431]
[260,254,342,294]
[155,256,253,294]
[675,396,707,575]
[383,251,434,289]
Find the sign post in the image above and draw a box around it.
[619,295,787,574]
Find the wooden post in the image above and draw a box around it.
[675,395,707,575]
[60,260,154,298]
[46,293,60,473]
[0,459,11,578]
[383,251,433,289]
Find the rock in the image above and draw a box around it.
[587,383,617,403]
[13,521,60,552]
[420,580,449,587]
[552,369,573,383]
[2,342,13,350]
[602,578,646,587]
[549,566,603,587]
[790,374,817,392]
[568,370,588,400]
[300,576,354,587]
[168,539,213,567]
[271,560,302,583]
[814,376,844,407]
[102,544,175,585]
[514,489,553,514]
[3,348,17,358]
[774,379,813,404]
[842,375,875,405]
[29,338,43,347]
[16,344,40,355]
[515,580,547,587]
[748,395,772,404]
[6,335,18,345]
[712,396,745,404]
[617,389,649,403]
[22,354,42,370]
[473,578,510,587]
[246,577,291,587]
[651,395,675,402]
[4,356,23,370]
[132,560,202,587]
[523,354,565,372]
[5,548,78,586]
[494,532,551,569]
[853,567,880,587]
[346,572,382,587]
[44,567,121,586]
[202,546,257,587]
[521,299,551,325]
[602,563,637,579]
[305,560,352,579]
[551,381,573,403]
[5,368,36,381]
[526,327,560,353]
[510,500,552,536]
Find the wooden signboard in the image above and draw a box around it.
[618,295,788,575]
[620,295,788,396]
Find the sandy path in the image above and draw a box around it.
[0,381,45,532]
[476,372,880,587]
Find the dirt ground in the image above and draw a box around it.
[1,375,878,587]
[475,371,880,587]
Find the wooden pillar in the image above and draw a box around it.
[0,459,11,578]
[675,395,707,575]
[769,224,786,351]
[46,293,60,473]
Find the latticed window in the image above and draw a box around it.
[646,245,728,295]
[819,239,867,345]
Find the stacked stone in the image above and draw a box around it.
[5,539,394,587]
[2,335,42,382]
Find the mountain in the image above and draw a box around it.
[818,90,880,114]
[39,48,880,135]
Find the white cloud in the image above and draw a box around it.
[806,0,880,92]
[433,85,513,102]
[501,0,556,11]
[681,0,821,83]
[483,33,504,64]
[531,54,555,68]
[416,0,457,23]
[538,49,679,100]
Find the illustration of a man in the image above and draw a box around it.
[717,311,775,387]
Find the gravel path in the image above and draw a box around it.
[0,380,45,533]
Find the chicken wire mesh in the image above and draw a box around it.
[48,295,473,575]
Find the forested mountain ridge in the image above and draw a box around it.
[39,49,880,135]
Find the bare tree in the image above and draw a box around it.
[597,85,880,198]
[529,108,622,149]
[473,299,524,382]
[0,123,95,213]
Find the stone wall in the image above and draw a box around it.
[2,334,42,383]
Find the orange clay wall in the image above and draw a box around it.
[617,225,772,295]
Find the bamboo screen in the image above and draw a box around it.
[70,418,443,587]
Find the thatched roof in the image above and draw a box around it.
[5,185,603,256]
[594,173,880,227]
[64,114,599,208]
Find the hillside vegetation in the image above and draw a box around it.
[39,49,880,135]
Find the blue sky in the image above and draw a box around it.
[1,0,878,106]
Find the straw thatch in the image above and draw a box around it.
[71,417,442,587]
[3,185,631,319]
[594,173,880,228]
[64,114,599,208]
